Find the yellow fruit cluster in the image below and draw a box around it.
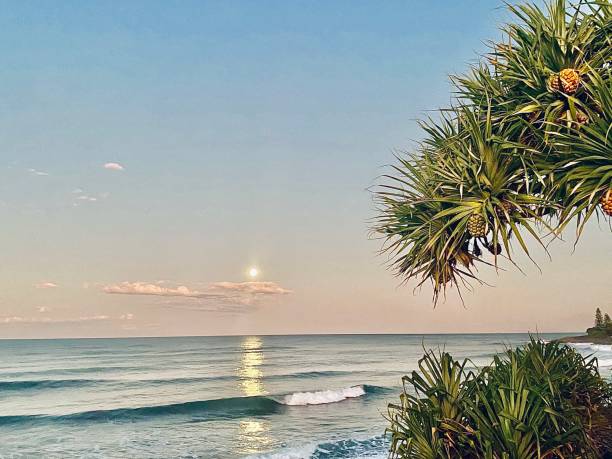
[547,68,581,94]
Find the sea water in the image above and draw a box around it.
[1,334,610,458]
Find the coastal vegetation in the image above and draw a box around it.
[387,338,612,458]
[374,0,611,303]
[379,0,612,456]
[588,307,612,337]
[558,307,612,343]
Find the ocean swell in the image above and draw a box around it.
[0,370,360,393]
[0,379,98,391]
[0,385,388,426]
[0,395,282,426]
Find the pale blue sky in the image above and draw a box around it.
[0,1,609,338]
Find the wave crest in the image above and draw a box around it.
[0,385,389,426]
[281,385,366,406]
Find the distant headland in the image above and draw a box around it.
[557,307,612,344]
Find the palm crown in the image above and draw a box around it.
[375,0,611,303]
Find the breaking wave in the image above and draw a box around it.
[567,343,612,368]
[281,385,367,406]
[0,384,388,426]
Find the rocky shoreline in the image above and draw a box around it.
[556,335,612,344]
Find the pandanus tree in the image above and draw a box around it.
[375,0,611,303]
[388,339,612,457]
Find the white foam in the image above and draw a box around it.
[567,343,612,368]
[591,344,612,352]
[247,444,386,459]
[246,445,317,459]
[597,358,612,368]
[568,342,594,348]
[281,385,366,406]
[568,343,612,353]
[246,435,387,459]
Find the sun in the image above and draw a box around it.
[248,267,259,279]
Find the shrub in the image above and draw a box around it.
[387,338,612,458]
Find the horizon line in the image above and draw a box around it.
[0,331,582,341]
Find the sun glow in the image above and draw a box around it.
[248,267,259,279]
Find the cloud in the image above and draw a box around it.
[0,314,134,325]
[103,162,124,171]
[72,190,110,206]
[37,306,50,313]
[0,315,109,324]
[210,282,292,295]
[102,280,292,311]
[28,168,49,176]
[77,195,97,202]
[103,282,222,299]
[35,282,58,289]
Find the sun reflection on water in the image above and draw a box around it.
[235,337,273,454]
[236,419,274,454]
[238,336,266,396]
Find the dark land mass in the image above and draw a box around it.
[557,334,612,344]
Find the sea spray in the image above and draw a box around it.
[281,385,367,406]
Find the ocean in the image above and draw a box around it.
[1,334,611,458]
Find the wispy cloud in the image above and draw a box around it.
[103,162,124,171]
[35,282,58,289]
[103,282,222,299]
[77,195,98,202]
[1,315,108,324]
[0,314,134,325]
[28,168,49,176]
[209,281,291,295]
[103,280,292,311]
[72,190,110,206]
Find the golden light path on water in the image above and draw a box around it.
[236,419,274,454]
[238,336,266,396]
[236,336,273,454]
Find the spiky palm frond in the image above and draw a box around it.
[452,0,612,233]
[388,351,475,458]
[545,69,612,236]
[374,0,610,302]
[455,0,610,148]
[374,152,480,304]
[423,105,554,261]
[375,103,553,302]
[388,339,612,458]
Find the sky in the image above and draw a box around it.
[0,1,609,338]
